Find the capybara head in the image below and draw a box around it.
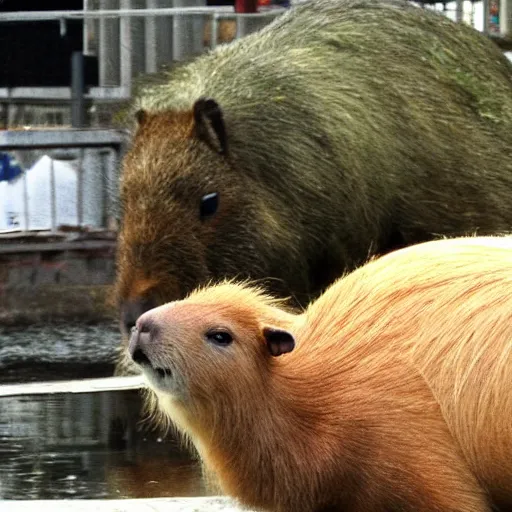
[128,282,297,413]
[116,100,307,340]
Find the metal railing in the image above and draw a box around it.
[0,3,290,129]
[0,5,287,21]
[0,3,288,95]
[0,129,126,235]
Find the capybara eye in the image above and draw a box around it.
[200,192,219,219]
[206,329,233,346]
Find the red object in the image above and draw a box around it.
[235,0,258,12]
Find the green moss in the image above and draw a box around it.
[427,40,510,124]
[454,68,506,123]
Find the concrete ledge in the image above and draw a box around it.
[0,375,145,397]
[0,497,253,511]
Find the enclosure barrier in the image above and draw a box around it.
[0,4,288,104]
[0,128,125,235]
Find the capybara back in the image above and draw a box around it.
[116,0,512,363]
[304,235,512,507]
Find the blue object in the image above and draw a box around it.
[0,152,23,182]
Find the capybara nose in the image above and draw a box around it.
[120,296,157,336]
[128,320,154,366]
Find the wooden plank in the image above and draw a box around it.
[0,375,145,397]
[0,497,252,512]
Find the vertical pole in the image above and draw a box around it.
[50,158,57,232]
[145,0,159,74]
[77,149,85,227]
[23,169,29,231]
[131,0,147,76]
[455,0,464,22]
[500,0,510,36]
[99,150,109,228]
[71,51,86,128]
[146,0,174,73]
[210,12,219,49]
[120,0,133,93]
[482,0,490,33]
[83,0,90,55]
[99,0,121,86]
[172,0,206,62]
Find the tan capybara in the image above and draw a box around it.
[115,0,512,362]
[128,235,512,512]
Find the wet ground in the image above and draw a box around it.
[0,323,207,500]
[0,323,119,384]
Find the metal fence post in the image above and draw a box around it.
[77,149,85,227]
[119,0,133,93]
[145,0,174,74]
[71,51,87,128]
[50,157,57,232]
[455,0,464,22]
[99,0,121,86]
[22,168,29,231]
[236,12,275,39]
[172,0,207,62]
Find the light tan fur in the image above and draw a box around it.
[135,235,512,511]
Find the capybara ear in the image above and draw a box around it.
[193,97,228,155]
[263,327,295,357]
[135,108,147,126]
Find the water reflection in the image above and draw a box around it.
[0,323,120,383]
[0,324,208,500]
[0,389,209,500]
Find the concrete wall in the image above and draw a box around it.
[0,237,117,325]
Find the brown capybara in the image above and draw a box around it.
[128,235,512,512]
[115,0,512,370]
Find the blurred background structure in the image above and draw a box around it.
[0,0,510,131]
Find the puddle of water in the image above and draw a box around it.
[0,389,209,500]
[0,324,209,500]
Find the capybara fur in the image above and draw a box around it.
[116,0,512,372]
[128,235,512,512]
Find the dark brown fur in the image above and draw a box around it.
[115,0,512,372]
